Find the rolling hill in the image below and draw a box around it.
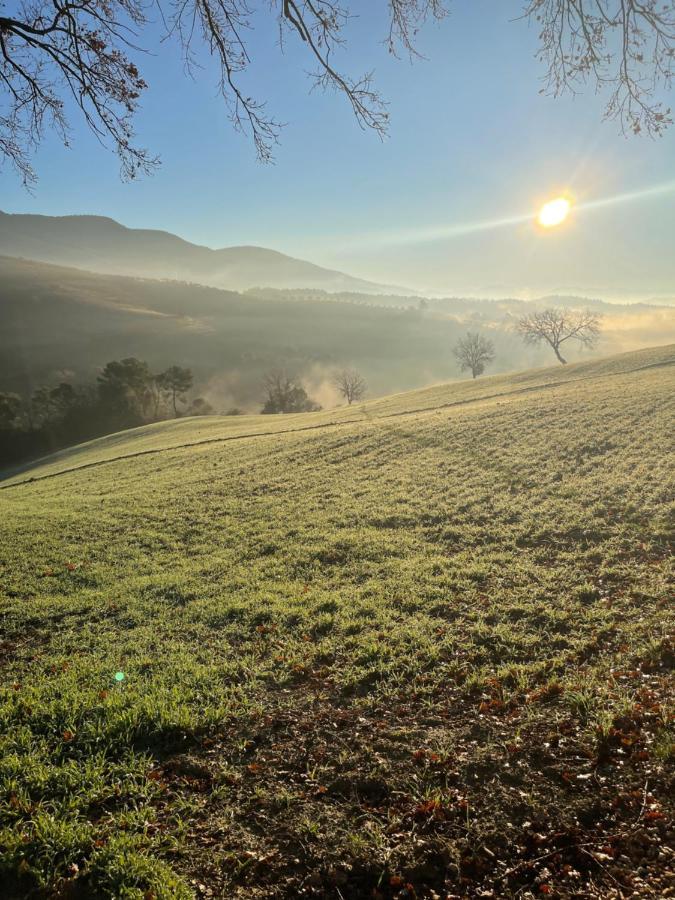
[1,346,673,898]
[0,255,472,404]
[0,210,406,294]
[3,255,675,411]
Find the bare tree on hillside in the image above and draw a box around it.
[1,1,672,183]
[333,368,367,405]
[453,332,496,379]
[261,369,320,414]
[516,308,601,365]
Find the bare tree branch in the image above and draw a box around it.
[524,0,674,135]
[1,0,673,184]
[0,0,155,183]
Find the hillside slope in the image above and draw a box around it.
[3,255,675,407]
[0,211,404,294]
[3,343,673,486]
[0,255,475,400]
[0,347,673,898]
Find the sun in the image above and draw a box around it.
[537,196,572,228]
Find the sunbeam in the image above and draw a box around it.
[344,179,675,250]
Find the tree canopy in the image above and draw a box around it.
[156,366,194,417]
[1,1,672,183]
[261,369,320,413]
[0,356,209,466]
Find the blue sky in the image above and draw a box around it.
[1,1,673,298]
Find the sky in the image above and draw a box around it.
[1,1,674,300]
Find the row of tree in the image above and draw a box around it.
[0,309,601,465]
[0,359,209,466]
[260,312,603,420]
[0,358,371,464]
[260,307,601,415]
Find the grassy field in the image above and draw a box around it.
[0,346,673,898]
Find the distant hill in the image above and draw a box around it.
[2,255,674,411]
[0,210,408,294]
[0,256,476,405]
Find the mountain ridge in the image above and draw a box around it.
[0,210,411,295]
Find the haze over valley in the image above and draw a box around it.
[2,214,674,419]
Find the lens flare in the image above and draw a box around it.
[332,178,675,250]
[537,197,571,228]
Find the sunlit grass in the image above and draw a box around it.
[0,345,673,897]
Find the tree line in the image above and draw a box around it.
[0,309,601,467]
[0,358,371,465]
[0,359,209,467]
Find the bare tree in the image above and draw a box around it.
[452,332,496,379]
[1,1,672,183]
[516,308,601,364]
[332,368,367,405]
[261,369,320,413]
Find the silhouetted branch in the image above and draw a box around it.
[1,0,672,183]
[524,0,674,135]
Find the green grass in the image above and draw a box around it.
[1,345,673,898]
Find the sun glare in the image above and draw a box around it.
[537,196,571,228]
